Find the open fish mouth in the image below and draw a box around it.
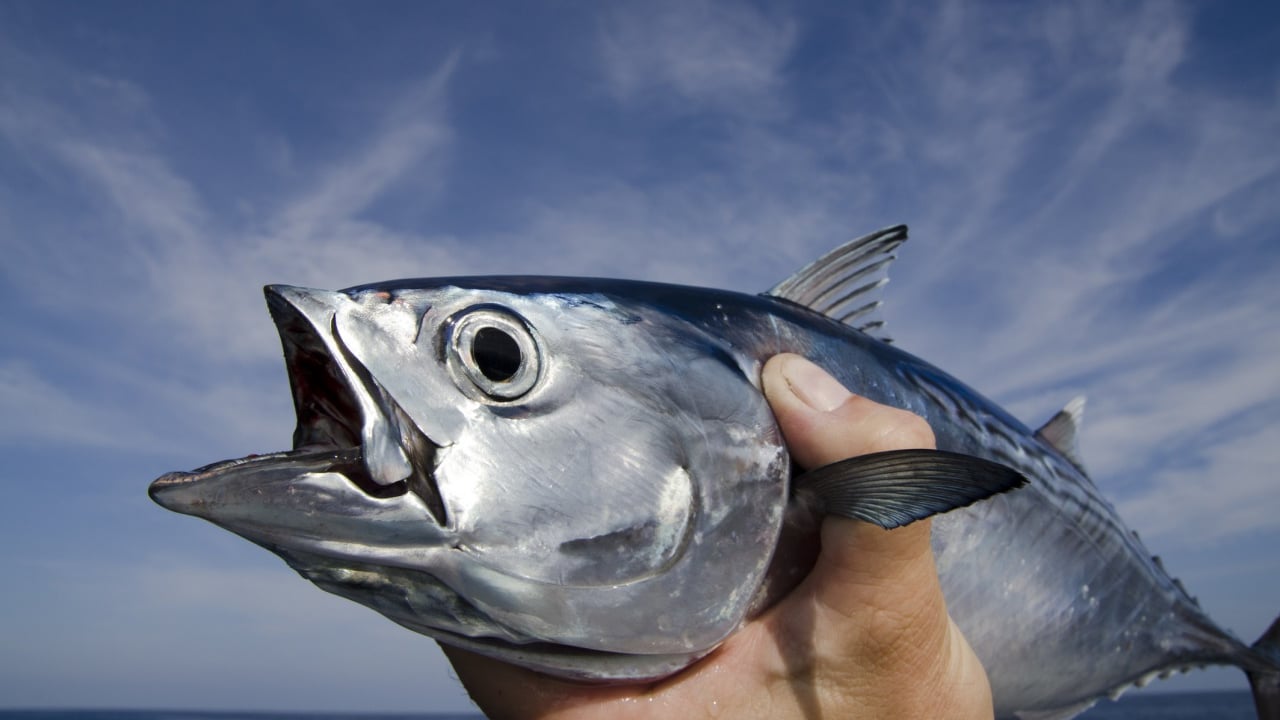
[149,285,449,549]
[269,284,447,522]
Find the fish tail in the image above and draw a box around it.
[1248,613,1280,720]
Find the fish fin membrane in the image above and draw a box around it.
[1034,396,1088,473]
[764,225,907,343]
[1248,613,1280,720]
[792,449,1027,529]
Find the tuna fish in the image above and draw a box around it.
[150,226,1280,719]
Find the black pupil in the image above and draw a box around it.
[472,327,522,382]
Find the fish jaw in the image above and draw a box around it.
[148,447,453,559]
[149,284,457,566]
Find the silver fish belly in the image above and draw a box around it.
[150,226,1280,720]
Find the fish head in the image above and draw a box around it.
[150,279,790,679]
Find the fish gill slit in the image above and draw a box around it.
[329,317,450,525]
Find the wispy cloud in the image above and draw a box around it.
[40,62,464,363]
[57,142,208,248]
[271,53,460,243]
[0,360,160,451]
[1117,416,1280,545]
[596,0,796,112]
[4,555,469,711]
[0,49,468,452]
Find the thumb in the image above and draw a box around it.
[761,353,941,617]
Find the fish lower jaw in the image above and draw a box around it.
[148,445,345,493]
[146,447,320,519]
[148,443,445,524]
[288,440,448,524]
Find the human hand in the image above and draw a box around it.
[444,353,993,719]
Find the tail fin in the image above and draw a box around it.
[1249,614,1280,720]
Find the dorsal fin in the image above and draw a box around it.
[1036,396,1087,472]
[765,225,907,342]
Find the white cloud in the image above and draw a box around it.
[1116,421,1280,545]
[505,176,843,289]
[1079,310,1280,480]
[0,361,160,451]
[0,53,471,453]
[4,555,474,711]
[271,54,460,243]
[0,348,291,457]
[596,0,796,111]
[57,142,208,247]
[2,48,467,356]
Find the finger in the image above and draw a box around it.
[761,354,942,619]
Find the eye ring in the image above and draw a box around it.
[445,306,542,401]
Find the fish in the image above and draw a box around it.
[149,225,1280,719]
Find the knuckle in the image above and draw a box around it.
[866,407,935,453]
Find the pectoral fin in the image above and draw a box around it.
[793,449,1027,529]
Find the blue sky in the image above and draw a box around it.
[1,0,1278,713]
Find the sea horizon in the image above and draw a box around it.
[0,687,1257,719]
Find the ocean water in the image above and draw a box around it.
[0,715,484,720]
[0,714,486,720]
[1078,689,1255,718]
[0,690,1257,719]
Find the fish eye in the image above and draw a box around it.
[472,327,521,382]
[446,306,541,401]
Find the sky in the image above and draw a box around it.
[1,0,1278,714]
